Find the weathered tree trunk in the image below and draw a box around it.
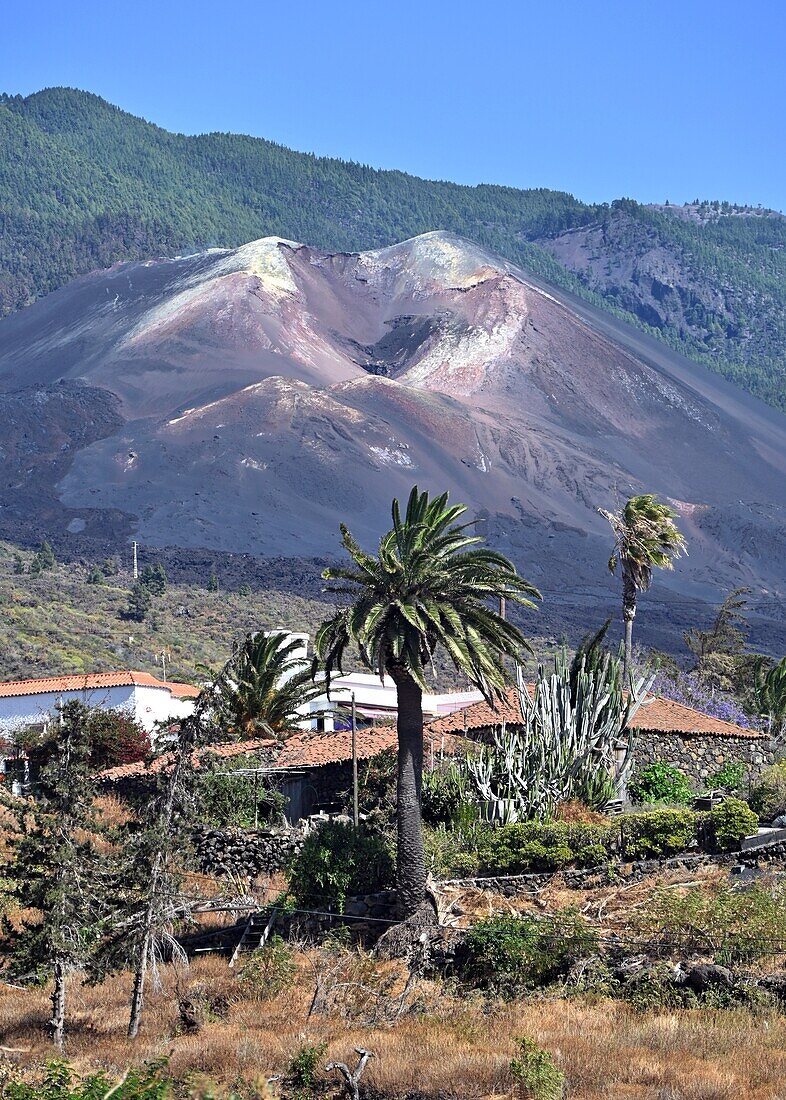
[391,669,426,918]
[127,930,151,1039]
[49,958,66,1050]
[622,568,637,684]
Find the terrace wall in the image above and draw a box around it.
[632,730,774,787]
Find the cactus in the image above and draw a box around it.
[465,651,653,821]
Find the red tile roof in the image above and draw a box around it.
[0,671,200,700]
[99,726,466,783]
[426,687,523,737]
[100,737,275,782]
[425,685,763,740]
[276,726,398,768]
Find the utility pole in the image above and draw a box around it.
[351,692,359,829]
[160,650,167,683]
[132,541,139,580]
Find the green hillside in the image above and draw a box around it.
[1,87,785,409]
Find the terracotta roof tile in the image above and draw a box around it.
[99,737,275,782]
[99,726,467,783]
[426,687,522,737]
[0,671,199,700]
[424,685,762,740]
[632,695,762,739]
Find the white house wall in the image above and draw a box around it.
[0,684,194,738]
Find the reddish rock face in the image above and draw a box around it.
[0,231,784,647]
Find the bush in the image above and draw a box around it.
[0,1059,174,1098]
[640,882,786,964]
[707,760,747,794]
[621,808,697,860]
[628,761,693,805]
[510,1037,565,1100]
[462,909,597,995]
[288,821,394,910]
[750,761,786,821]
[198,753,286,827]
[707,797,758,850]
[476,820,616,874]
[287,1041,327,1094]
[238,934,296,1000]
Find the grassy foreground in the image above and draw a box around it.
[2,953,786,1099]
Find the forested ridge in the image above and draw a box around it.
[1,87,785,408]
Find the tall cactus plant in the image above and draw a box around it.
[466,651,653,821]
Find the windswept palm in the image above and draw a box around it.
[212,632,323,738]
[316,486,540,916]
[600,494,686,679]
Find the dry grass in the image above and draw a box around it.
[2,954,786,1098]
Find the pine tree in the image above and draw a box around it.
[140,562,167,596]
[207,569,219,593]
[93,701,209,1038]
[0,702,111,1049]
[122,581,152,622]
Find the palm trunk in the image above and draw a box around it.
[392,669,426,918]
[622,569,636,685]
[50,958,66,1050]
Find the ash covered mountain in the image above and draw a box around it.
[0,231,784,646]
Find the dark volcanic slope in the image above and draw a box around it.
[0,232,784,646]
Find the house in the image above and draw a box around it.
[425,686,774,786]
[0,671,199,738]
[100,723,467,822]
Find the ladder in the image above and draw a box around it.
[228,907,278,968]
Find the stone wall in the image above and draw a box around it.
[285,888,399,944]
[195,826,303,878]
[632,731,773,788]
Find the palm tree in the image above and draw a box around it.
[600,494,686,681]
[212,632,323,737]
[315,487,540,917]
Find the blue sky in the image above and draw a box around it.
[3,0,785,210]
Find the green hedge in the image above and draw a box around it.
[435,801,758,877]
[475,821,617,874]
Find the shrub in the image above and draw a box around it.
[749,761,786,821]
[0,1059,174,1098]
[707,760,747,794]
[287,1041,327,1094]
[288,820,394,910]
[238,934,296,999]
[621,808,696,860]
[640,882,786,964]
[198,753,285,828]
[476,821,616,875]
[510,1037,565,1100]
[628,761,693,805]
[707,797,758,850]
[462,909,597,995]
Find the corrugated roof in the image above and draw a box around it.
[425,685,763,740]
[0,671,200,700]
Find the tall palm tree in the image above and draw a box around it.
[212,631,323,737]
[600,494,686,681]
[315,487,540,917]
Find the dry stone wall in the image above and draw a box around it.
[632,731,773,786]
